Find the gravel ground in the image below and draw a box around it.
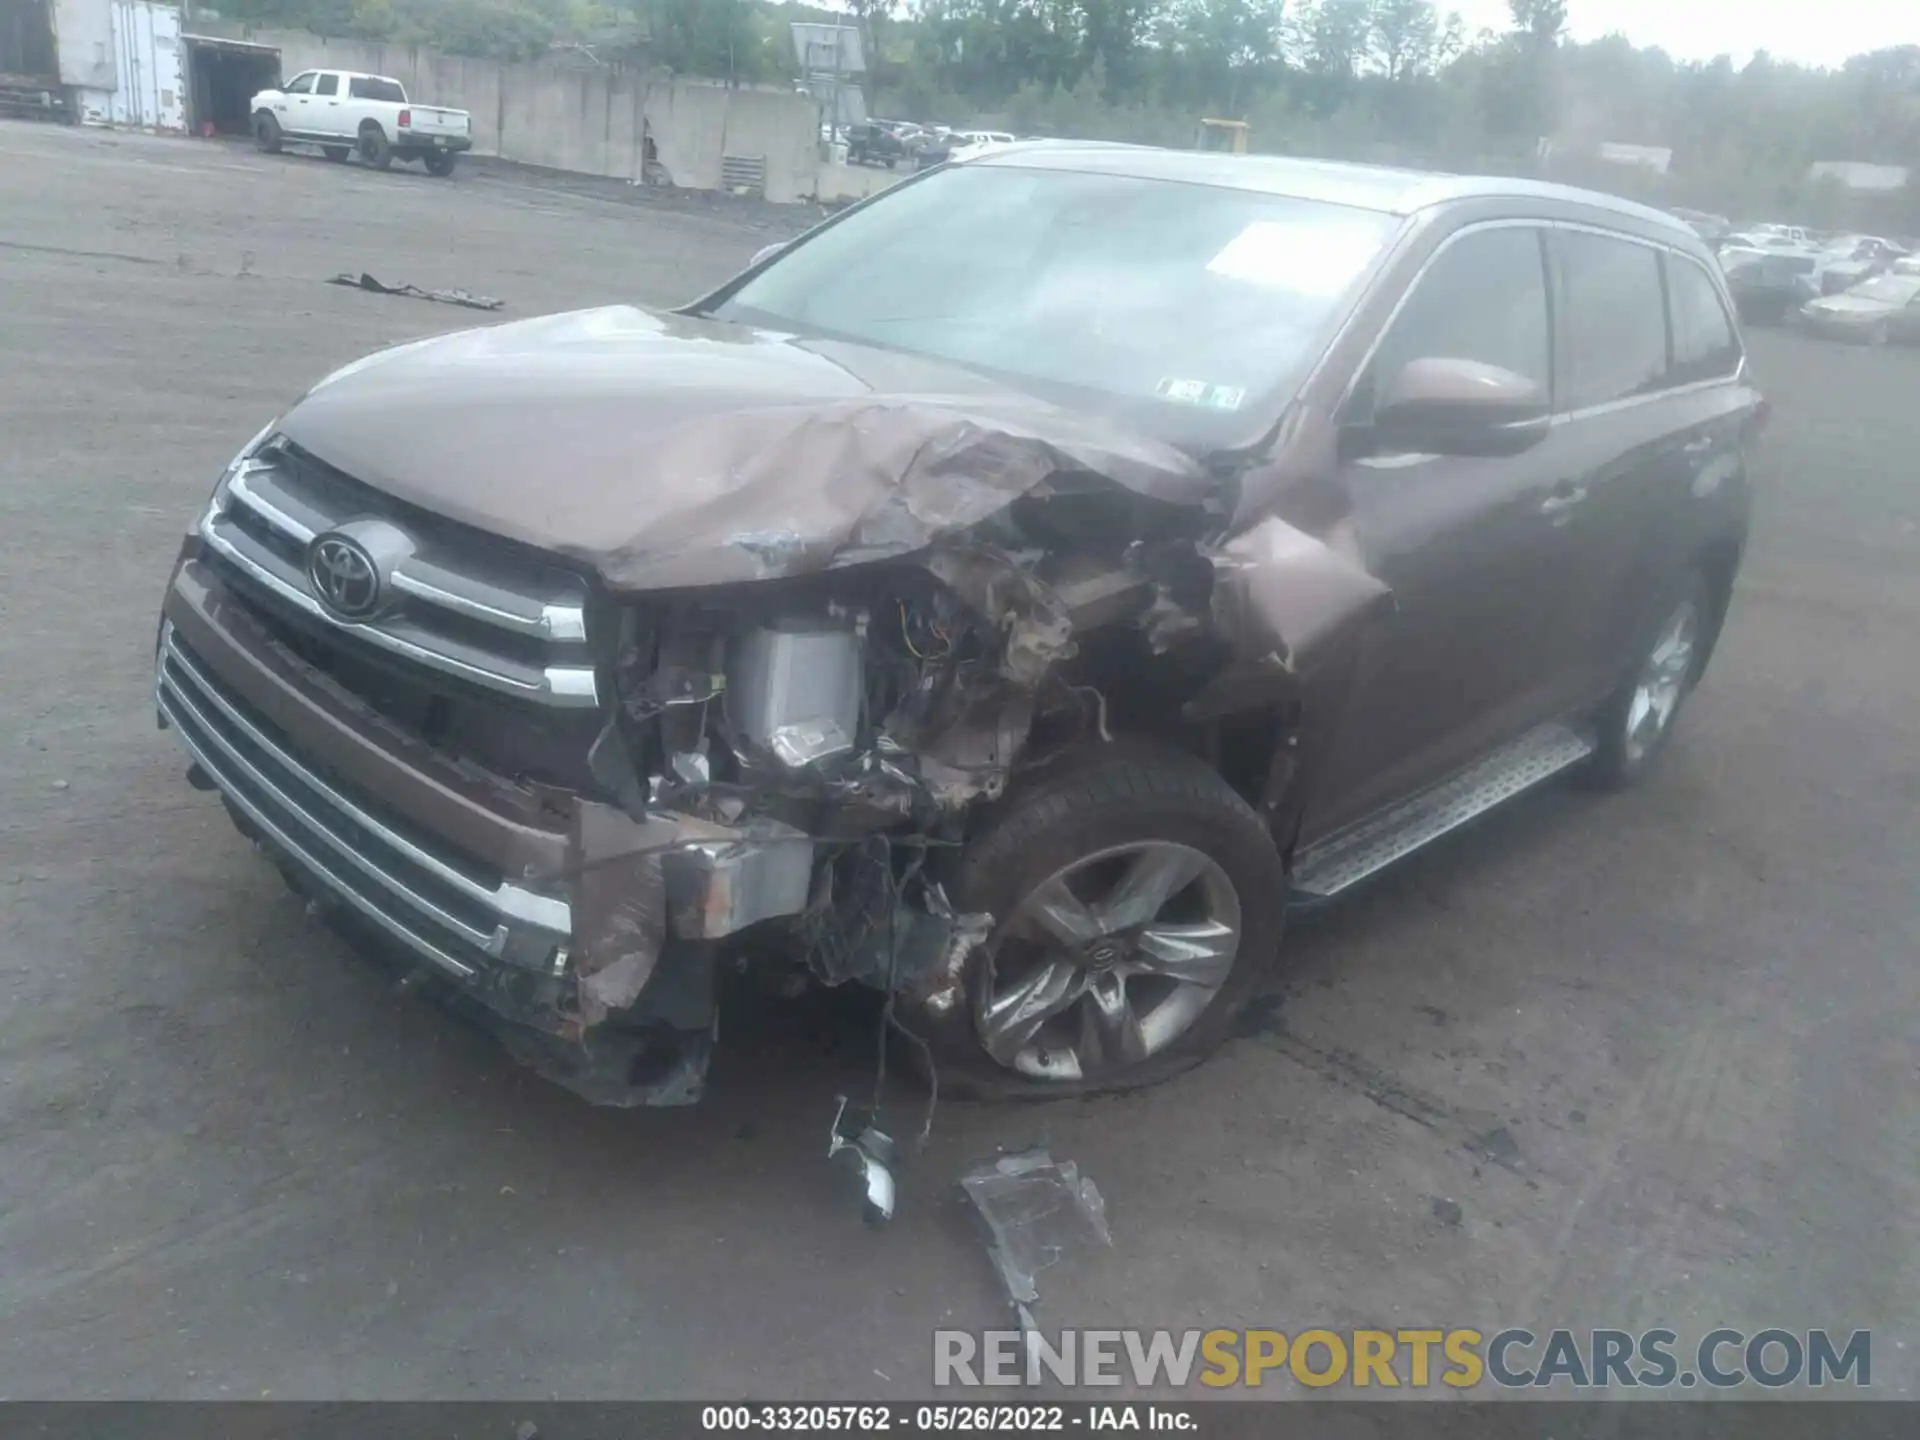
[2,122,1917,1401]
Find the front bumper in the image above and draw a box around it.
[156,549,811,1099]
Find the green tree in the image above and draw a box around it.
[1368,0,1438,81]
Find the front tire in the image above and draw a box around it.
[253,111,282,153]
[359,124,392,170]
[919,741,1287,1100]
[1584,570,1711,789]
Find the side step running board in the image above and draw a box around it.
[1290,722,1596,900]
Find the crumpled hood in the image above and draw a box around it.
[278,305,1212,590]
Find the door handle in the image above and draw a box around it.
[1540,484,1588,517]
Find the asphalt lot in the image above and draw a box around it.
[2,122,1918,1402]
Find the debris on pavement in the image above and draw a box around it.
[828,1095,899,1224]
[960,1148,1112,1336]
[326,271,504,310]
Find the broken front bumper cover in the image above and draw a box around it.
[154,556,823,1103]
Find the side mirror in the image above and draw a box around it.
[1369,356,1551,458]
[749,241,788,270]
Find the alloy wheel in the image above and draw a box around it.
[1623,598,1699,765]
[975,841,1242,1082]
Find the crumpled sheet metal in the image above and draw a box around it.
[961,1148,1113,1313]
[559,398,1213,591]
[571,801,674,1028]
[1183,515,1394,720]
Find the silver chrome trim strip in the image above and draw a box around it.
[229,464,589,645]
[159,682,481,980]
[161,670,504,955]
[160,626,572,940]
[199,515,600,708]
[228,462,317,543]
[386,566,588,643]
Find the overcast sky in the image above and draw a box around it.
[1449,0,1906,69]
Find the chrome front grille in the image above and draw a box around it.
[156,622,572,981]
[200,439,599,708]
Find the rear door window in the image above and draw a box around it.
[1666,256,1742,384]
[349,77,406,103]
[1556,231,1670,409]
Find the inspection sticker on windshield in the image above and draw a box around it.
[1157,377,1246,411]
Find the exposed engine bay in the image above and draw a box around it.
[535,471,1391,1111]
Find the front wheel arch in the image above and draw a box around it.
[906,736,1289,1100]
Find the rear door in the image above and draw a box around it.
[1542,229,1751,708]
[1306,221,1586,839]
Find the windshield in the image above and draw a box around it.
[710,164,1398,429]
[1850,274,1920,303]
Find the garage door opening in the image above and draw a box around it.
[0,0,64,120]
[184,35,279,135]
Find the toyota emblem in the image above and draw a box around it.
[306,533,383,621]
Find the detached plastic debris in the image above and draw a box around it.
[327,271,504,310]
[829,1095,898,1224]
[960,1148,1112,1333]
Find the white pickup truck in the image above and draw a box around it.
[252,69,472,176]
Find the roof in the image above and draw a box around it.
[967,143,1695,239]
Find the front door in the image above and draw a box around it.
[308,71,345,137]
[278,69,316,130]
[1304,222,1585,842]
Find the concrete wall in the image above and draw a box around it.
[236,30,823,202]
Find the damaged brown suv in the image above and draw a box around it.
[155,146,1763,1106]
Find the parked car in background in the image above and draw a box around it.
[1797,272,1920,345]
[914,129,1018,170]
[154,147,1761,1108]
[1745,222,1813,247]
[1719,245,1820,324]
[846,120,920,169]
[1671,206,1731,244]
[252,70,471,175]
[1807,234,1911,295]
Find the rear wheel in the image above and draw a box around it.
[423,150,458,177]
[322,145,351,163]
[917,741,1287,1100]
[359,124,392,170]
[1584,570,1710,789]
[253,111,281,153]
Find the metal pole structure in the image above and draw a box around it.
[828,30,843,147]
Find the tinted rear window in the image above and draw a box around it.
[349,77,405,103]
[1668,256,1742,384]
